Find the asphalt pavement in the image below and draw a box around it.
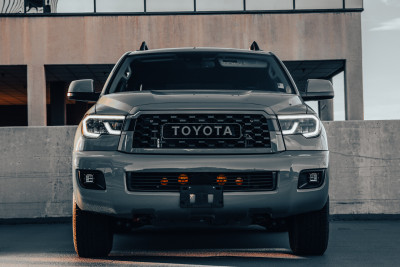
[0,220,399,266]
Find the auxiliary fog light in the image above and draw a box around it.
[77,170,106,190]
[178,174,189,185]
[160,177,168,186]
[298,169,325,189]
[308,172,319,183]
[235,177,244,186]
[217,174,227,186]
[84,173,94,184]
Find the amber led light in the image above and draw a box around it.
[217,174,227,185]
[178,174,188,185]
[160,177,168,186]
[235,177,243,186]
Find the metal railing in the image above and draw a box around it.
[1,0,363,15]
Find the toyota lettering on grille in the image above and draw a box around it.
[162,123,242,139]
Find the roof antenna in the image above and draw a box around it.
[139,41,149,51]
[250,41,261,51]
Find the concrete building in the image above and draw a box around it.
[0,0,364,126]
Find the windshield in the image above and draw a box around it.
[108,52,295,94]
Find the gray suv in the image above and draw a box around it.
[68,43,333,258]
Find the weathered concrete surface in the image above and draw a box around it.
[0,126,76,219]
[324,120,400,215]
[0,12,364,125]
[27,65,47,126]
[0,13,363,64]
[1,120,399,219]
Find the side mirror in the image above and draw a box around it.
[67,79,99,102]
[301,79,334,101]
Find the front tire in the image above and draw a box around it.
[73,201,113,258]
[288,199,329,255]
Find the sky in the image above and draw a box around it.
[361,0,400,120]
[56,0,400,121]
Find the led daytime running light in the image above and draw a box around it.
[82,115,125,138]
[278,114,321,138]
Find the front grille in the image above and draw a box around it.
[126,172,277,192]
[130,114,271,149]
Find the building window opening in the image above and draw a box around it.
[0,66,28,126]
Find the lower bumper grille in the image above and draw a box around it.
[126,172,277,192]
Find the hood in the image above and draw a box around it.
[94,90,308,115]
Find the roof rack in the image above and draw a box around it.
[249,41,261,51]
[139,41,149,51]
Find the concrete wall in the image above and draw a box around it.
[325,121,400,215]
[0,120,399,219]
[0,12,364,124]
[0,126,76,219]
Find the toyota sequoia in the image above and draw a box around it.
[68,42,333,257]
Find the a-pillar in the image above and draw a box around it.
[27,64,47,126]
[50,82,67,126]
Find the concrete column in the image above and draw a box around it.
[344,60,364,120]
[27,64,47,126]
[319,99,334,121]
[50,82,67,126]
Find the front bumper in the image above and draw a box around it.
[73,151,329,223]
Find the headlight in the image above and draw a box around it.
[82,115,125,138]
[277,114,321,138]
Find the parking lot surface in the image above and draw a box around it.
[0,221,399,266]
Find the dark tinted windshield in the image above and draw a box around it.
[109,52,295,94]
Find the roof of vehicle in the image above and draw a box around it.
[128,47,273,56]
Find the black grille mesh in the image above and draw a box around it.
[131,114,270,149]
[126,172,277,192]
